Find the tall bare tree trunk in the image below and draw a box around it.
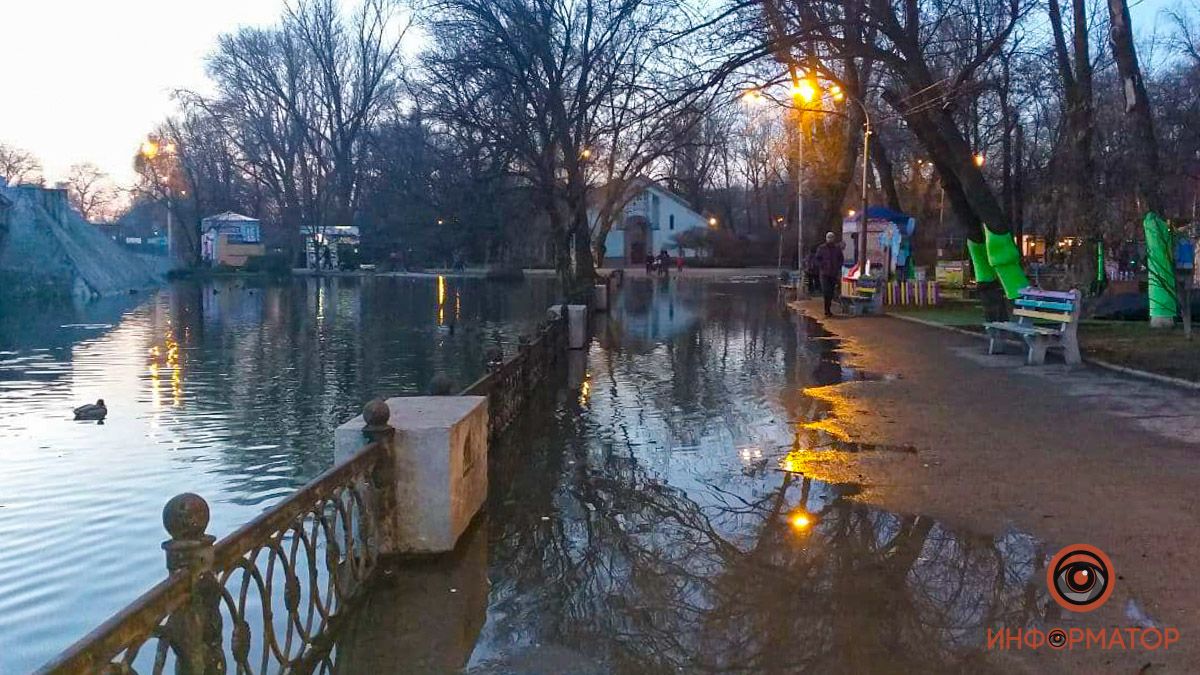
[871,139,902,211]
[1107,0,1164,215]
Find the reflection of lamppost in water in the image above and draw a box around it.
[775,216,786,272]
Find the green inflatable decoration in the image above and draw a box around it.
[1143,212,1177,321]
[984,225,1029,299]
[966,239,996,283]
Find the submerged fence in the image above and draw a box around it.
[464,312,567,437]
[39,308,570,674]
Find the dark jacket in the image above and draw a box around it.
[815,242,845,277]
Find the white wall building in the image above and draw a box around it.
[200,212,264,268]
[591,178,708,267]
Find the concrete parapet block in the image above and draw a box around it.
[336,396,488,553]
[567,304,587,349]
[593,284,609,312]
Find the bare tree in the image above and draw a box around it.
[167,0,405,265]
[1107,0,1163,215]
[0,143,43,185]
[64,162,118,221]
[418,0,706,289]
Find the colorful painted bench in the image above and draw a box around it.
[839,277,883,316]
[984,287,1081,365]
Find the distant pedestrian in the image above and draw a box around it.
[321,245,332,270]
[645,253,655,274]
[805,248,820,294]
[815,232,845,317]
[658,249,672,277]
[676,253,685,274]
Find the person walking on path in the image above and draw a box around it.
[815,231,845,317]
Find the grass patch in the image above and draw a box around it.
[889,300,984,328]
[892,300,1200,382]
[1078,321,1200,382]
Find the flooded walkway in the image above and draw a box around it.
[336,279,1077,673]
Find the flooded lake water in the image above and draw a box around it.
[336,277,1058,673]
[3,274,1063,673]
[0,275,556,672]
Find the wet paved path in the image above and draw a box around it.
[335,278,1200,673]
[784,299,1200,673]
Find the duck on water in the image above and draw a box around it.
[73,399,107,422]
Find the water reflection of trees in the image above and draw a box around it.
[489,422,1047,673]
[480,281,1049,673]
[141,277,559,496]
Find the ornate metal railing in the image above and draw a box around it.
[40,297,581,674]
[464,312,567,438]
[38,402,398,675]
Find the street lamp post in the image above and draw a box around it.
[797,118,805,283]
[141,139,179,269]
[858,105,871,273]
[746,80,872,279]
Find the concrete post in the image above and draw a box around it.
[335,396,488,553]
[594,284,609,312]
[567,305,587,349]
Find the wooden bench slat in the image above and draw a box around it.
[1014,298,1075,312]
[1019,287,1077,300]
[985,322,1061,336]
[1013,308,1074,323]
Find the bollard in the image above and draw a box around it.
[161,493,223,675]
[593,284,609,312]
[567,305,587,349]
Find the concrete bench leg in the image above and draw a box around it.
[1062,333,1081,365]
[1024,336,1049,365]
[986,329,1006,355]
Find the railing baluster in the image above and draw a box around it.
[161,493,224,674]
[362,399,398,557]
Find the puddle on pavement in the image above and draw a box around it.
[333,279,1072,673]
[808,440,917,454]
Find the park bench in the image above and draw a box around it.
[985,287,1081,365]
[839,276,883,316]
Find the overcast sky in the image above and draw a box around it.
[0,0,1177,189]
[1,0,282,187]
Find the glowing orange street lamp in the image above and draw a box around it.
[791,78,817,103]
[708,217,718,228]
[740,90,765,106]
[973,153,985,168]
